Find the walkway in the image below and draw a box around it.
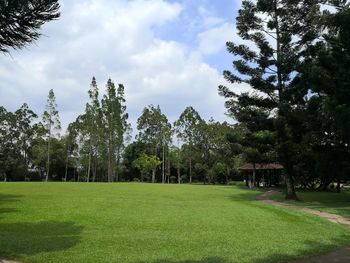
[258,190,350,262]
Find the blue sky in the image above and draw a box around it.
[0,0,249,133]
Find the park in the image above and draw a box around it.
[1,0,350,262]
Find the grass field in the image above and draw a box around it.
[272,190,350,217]
[0,183,350,263]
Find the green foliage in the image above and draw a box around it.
[132,154,161,181]
[0,0,60,53]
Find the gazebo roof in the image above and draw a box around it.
[239,163,284,171]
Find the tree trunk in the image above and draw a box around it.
[92,158,97,182]
[46,133,51,182]
[64,155,68,182]
[116,149,121,182]
[152,168,156,183]
[337,177,341,193]
[285,173,297,200]
[189,158,192,184]
[87,145,92,183]
[177,167,181,184]
[252,163,256,188]
[162,144,165,183]
[108,132,113,183]
[167,151,170,184]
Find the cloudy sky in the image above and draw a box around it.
[0,0,250,134]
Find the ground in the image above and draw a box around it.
[0,183,349,263]
[272,190,350,217]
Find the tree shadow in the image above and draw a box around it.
[0,193,23,202]
[0,220,83,259]
[0,193,22,219]
[0,193,83,260]
[137,257,231,263]
[251,235,350,263]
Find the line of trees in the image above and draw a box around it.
[219,0,350,198]
[0,78,244,184]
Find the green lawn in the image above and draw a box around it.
[0,183,349,263]
[272,189,350,217]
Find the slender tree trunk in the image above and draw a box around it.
[46,128,51,182]
[92,157,97,182]
[87,144,92,183]
[337,177,341,193]
[152,168,156,183]
[167,152,170,184]
[73,167,76,182]
[108,132,113,183]
[177,167,181,184]
[162,144,165,183]
[116,148,121,182]
[64,155,68,182]
[189,158,192,184]
[252,163,256,188]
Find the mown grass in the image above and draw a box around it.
[0,183,349,263]
[272,189,350,217]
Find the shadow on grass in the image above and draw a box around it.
[137,258,230,263]
[251,235,350,263]
[0,220,83,258]
[0,193,83,259]
[137,236,350,263]
[0,193,22,218]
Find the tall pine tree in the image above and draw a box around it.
[219,0,324,199]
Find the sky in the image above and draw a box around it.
[0,0,251,134]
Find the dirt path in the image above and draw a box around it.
[258,190,350,262]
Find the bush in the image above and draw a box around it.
[228,181,246,187]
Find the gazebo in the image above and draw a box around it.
[239,163,284,188]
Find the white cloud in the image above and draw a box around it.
[0,0,246,135]
[198,23,234,55]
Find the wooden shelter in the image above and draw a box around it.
[239,163,284,188]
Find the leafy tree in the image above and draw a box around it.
[14,103,38,180]
[101,79,130,182]
[133,154,161,182]
[168,145,185,184]
[0,0,60,53]
[137,105,171,183]
[42,89,61,182]
[219,0,324,199]
[174,106,203,183]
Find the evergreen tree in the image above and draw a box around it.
[0,0,60,53]
[42,89,61,182]
[101,79,130,182]
[219,0,324,199]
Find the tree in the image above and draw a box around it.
[132,154,161,182]
[101,79,130,182]
[174,106,203,183]
[42,89,61,182]
[0,0,60,53]
[83,77,101,182]
[302,5,350,192]
[219,0,324,199]
[168,145,184,184]
[137,105,171,183]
